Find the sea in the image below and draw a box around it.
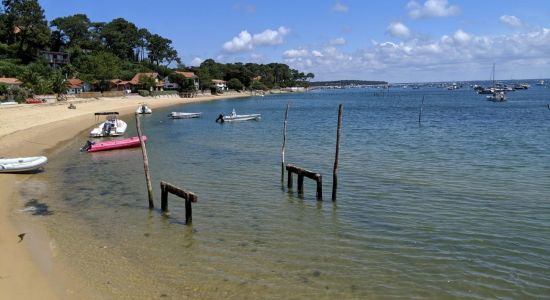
[17,82,550,299]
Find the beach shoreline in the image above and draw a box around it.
[0,93,252,299]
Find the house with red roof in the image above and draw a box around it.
[0,77,22,87]
[164,71,199,91]
[130,72,164,91]
[67,78,92,94]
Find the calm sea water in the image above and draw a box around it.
[20,83,550,299]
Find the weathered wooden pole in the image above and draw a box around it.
[419,96,424,125]
[287,170,293,188]
[547,104,550,111]
[332,104,343,201]
[297,174,304,194]
[281,103,289,183]
[135,113,154,209]
[161,184,168,211]
[316,175,323,200]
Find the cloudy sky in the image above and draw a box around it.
[41,0,550,82]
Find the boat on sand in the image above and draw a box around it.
[90,112,127,137]
[81,136,147,152]
[0,156,48,173]
[170,112,202,119]
[216,109,261,123]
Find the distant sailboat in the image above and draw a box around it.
[487,64,506,102]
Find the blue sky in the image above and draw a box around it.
[40,0,550,82]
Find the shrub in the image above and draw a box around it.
[138,90,150,97]
[227,78,244,91]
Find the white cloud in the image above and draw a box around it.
[283,27,550,81]
[329,37,347,46]
[500,15,523,28]
[407,0,460,19]
[386,22,411,39]
[312,50,324,57]
[253,26,289,46]
[223,31,253,52]
[190,57,203,66]
[223,26,289,53]
[332,2,348,12]
[283,49,309,58]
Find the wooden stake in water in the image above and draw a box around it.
[135,113,154,209]
[547,104,550,111]
[419,96,425,125]
[281,103,289,183]
[332,104,343,201]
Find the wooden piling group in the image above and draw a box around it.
[160,181,197,224]
[286,164,323,200]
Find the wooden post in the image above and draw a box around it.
[185,197,193,224]
[161,184,168,211]
[281,103,289,183]
[136,113,154,209]
[287,170,293,188]
[297,174,304,194]
[332,104,343,202]
[316,174,323,200]
[419,96,424,125]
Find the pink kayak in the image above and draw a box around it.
[81,136,147,152]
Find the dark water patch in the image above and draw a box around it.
[23,199,53,216]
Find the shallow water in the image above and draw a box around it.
[20,84,550,298]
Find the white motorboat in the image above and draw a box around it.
[216,109,261,123]
[170,112,202,119]
[0,156,48,173]
[487,91,506,102]
[0,101,17,106]
[136,103,152,114]
[89,112,127,137]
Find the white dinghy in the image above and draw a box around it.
[0,156,48,173]
[90,112,127,137]
[136,103,152,114]
[170,112,202,119]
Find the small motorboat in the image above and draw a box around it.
[215,109,261,123]
[89,112,127,137]
[81,136,147,152]
[170,112,202,119]
[136,103,152,114]
[0,156,48,173]
[0,100,17,106]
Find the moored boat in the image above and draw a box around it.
[90,112,127,137]
[216,109,261,123]
[0,156,48,173]
[136,103,152,114]
[170,112,202,119]
[81,136,147,152]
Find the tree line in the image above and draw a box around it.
[0,0,313,101]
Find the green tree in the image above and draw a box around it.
[77,51,121,91]
[227,78,244,91]
[168,73,196,93]
[1,0,51,62]
[49,71,68,100]
[50,14,91,48]
[146,33,179,66]
[138,74,156,91]
[250,80,267,91]
[100,18,139,61]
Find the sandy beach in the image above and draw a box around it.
[0,93,250,299]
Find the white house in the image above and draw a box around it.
[67,78,92,94]
[211,79,227,91]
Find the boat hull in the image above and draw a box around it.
[87,136,147,152]
[0,156,48,173]
[223,114,261,122]
[90,119,128,137]
[170,112,202,119]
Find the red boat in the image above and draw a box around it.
[81,136,147,152]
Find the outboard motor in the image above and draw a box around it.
[102,122,113,136]
[215,114,225,123]
[80,140,95,152]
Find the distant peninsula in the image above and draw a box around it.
[310,80,388,87]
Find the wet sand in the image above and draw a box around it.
[0,93,250,299]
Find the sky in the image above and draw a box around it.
[39,0,550,82]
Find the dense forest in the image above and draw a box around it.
[309,80,388,87]
[0,0,312,100]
